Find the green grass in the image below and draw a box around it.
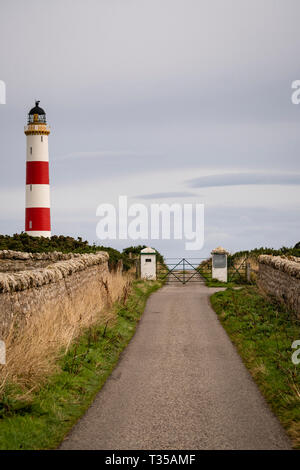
[210,286,300,449]
[200,268,248,288]
[205,278,239,288]
[0,279,161,450]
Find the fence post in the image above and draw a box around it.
[135,258,140,279]
[246,262,251,283]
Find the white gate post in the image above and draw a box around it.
[211,246,229,282]
[140,247,157,280]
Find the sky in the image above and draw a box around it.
[0,0,300,258]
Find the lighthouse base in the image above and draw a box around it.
[25,231,51,238]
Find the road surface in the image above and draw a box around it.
[60,282,291,450]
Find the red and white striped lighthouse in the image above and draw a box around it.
[24,101,51,237]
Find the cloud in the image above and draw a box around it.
[135,191,198,199]
[1,0,300,255]
[186,172,300,188]
[54,150,163,161]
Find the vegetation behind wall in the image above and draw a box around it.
[230,243,300,263]
[0,233,131,270]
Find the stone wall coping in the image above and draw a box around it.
[0,250,84,261]
[211,246,229,255]
[0,252,109,293]
[258,254,300,279]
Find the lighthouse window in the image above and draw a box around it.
[30,147,32,154]
[145,258,152,262]
[41,136,43,142]
[29,221,32,229]
[30,184,32,191]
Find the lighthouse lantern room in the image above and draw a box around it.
[24,101,51,237]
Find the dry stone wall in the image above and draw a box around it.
[258,255,300,318]
[0,251,111,337]
[0,250,83,272]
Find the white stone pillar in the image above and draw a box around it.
[140,247,156,280]
[211,247,228,282]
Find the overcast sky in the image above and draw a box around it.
[0,0,300,258]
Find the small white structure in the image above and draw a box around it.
[140,247,156,280]
[211,246,229,282]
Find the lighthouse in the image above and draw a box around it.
[24,101,51,237]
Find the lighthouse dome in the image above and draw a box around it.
[29,100,45,115]
[28,100,46,123]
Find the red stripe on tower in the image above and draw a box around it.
[26,161,49,185]
[25,208,51,231]
[24,100,51,238]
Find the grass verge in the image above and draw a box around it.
[210,286,300,449]
[205,278,240,288]
[0,279,161,450]
[200,269,245,288]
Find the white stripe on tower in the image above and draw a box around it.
[24,100,51,238]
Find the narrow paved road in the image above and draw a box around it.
[60,283,291,450]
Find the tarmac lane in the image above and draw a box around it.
[60,283,291,450]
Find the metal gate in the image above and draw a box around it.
[227,257,248,283]
[157,256,249,284]
[157,258,211,284]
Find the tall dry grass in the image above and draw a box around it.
[0,270,132,398]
